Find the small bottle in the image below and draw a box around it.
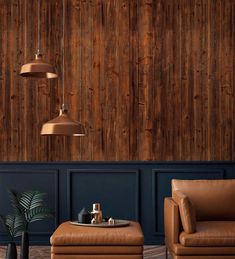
[91,203,103,224]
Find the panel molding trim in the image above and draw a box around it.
[0,169,59,236]
[66,169,140,221]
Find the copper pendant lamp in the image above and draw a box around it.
[19,0,57,79]
[40,0,85,137]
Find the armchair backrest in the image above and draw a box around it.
[172,179,235,221]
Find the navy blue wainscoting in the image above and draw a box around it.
[0,161,234,245]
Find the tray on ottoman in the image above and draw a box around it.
[70,219,129,228]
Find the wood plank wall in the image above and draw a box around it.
[0,0,234,161]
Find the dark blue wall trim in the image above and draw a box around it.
[0,169,60,244]
[66,169,140,221]
[0,161,234,245]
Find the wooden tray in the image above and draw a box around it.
[70,219,129,228]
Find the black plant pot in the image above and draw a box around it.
[20,231,29,259]
[6,242,17,259]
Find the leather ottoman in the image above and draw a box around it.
[50,221,144,259]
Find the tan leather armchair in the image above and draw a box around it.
[164,179,235,259]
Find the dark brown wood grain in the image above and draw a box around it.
[0,0,234,161]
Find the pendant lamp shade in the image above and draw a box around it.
[40,0,85,137]
[41,108,86,136]
[20,0,57,79]
[20,54,57,79]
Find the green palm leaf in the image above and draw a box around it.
[5,214,25,238]
[19,190,46,211]
[6,189,53,233]
[25,207,52,223]
[8,190,22,215]
[0,189,52,241]
[0,215,11,238]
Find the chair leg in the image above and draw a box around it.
[165,246,168,259]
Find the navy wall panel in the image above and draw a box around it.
[67,169,140,222]
[0,169,59,244]
[0,162,234,245]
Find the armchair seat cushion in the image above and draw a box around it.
[180,221,235,247]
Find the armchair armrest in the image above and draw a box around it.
[164,197,180,245]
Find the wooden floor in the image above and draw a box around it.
[0,246,170,258]
[144,246,170,258]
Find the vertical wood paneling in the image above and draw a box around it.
[129,0,139,160]
[91,0,105,160]
[138,0,153,160]
[152,0,161,160]
[80,0,93,160]
[172,0,182,160]
[103,0,119,159]
[232,1,235,160]
[68,0,82,161]
[220,0,233,160]
[214,0,222,160]
[193,0,202,159]
[208,0,216,160]
[0,1,7,160]
[180,0,190,159]
[6,1,12,159]
[117,0,130,160]
[0,0,234,161]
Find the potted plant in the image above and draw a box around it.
[9,190,52,259]
[0,214,24,259]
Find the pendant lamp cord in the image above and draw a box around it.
[37,0,41,55]
[62,0,65,110]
